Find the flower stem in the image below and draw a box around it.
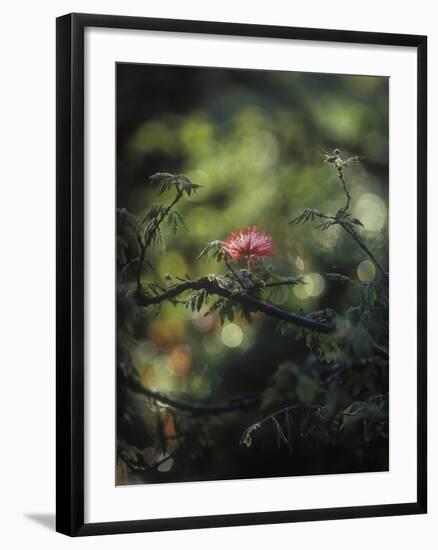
[225,259,245,289]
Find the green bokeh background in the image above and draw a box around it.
[117,64,389,483]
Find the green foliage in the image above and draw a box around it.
[241,403,331,454]
[117,156,389,483]
[196,240,229,262]
[322,148,362,172]
[261,362,325,410]
[149,172,202,196]
[289,208,325,225]
[117,208,142,272]
[242,356,388,454]
[337,395,388,443]
[116,68,389,483]
[167,210,188,235]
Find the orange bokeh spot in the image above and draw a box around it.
[164,415,176,438]
[168,345,191,377]
[148,319,186,350]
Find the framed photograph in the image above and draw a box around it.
[56,13,427,536]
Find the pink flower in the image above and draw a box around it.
[223,226,276,264]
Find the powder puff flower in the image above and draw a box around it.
[223,226,276,265]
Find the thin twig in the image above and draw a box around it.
[240,403,325,445]
[264,280,303,288]
[224,258,245,290]
[256,403,324,426]
[339,172,352,212]
[336,169,388,279]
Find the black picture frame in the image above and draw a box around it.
[56,12,427,536]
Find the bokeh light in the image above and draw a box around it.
[293,282,308,300]
[295,256,305,271]
[306,273,325,297]
[317,225,340,249]
[192,314,216,332]
[190,375,211,398]
[168,345,192,377]
[357,260,376,282]
[152,354,172,374]
[221,323,244,348]
[203,334,223,355]
[293,273,325,300]
[353,193,387,233]
[269,284,290,305]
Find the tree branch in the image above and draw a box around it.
[123,373,261,416]
[136,279,387,358]
[136,279,336,334]
[264,280,303,288]
[339,221,388,279]
[137,191,183,288]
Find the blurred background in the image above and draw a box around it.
[116,64,389,484]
